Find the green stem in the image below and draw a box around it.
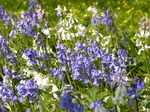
[28,101,33,112]
[112,85,118,112]
[144,51,150,76]
[135,97,139,112]
[66,71,72,86]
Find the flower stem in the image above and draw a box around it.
[135,98,139,112]
[112,86,118,112]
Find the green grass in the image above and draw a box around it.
[1,0,150,37]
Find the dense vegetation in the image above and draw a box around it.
[0,0,150,112]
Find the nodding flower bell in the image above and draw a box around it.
[33,73,50,89]
[113,85,128,105]
[90,100,107,112]
[95,106,107,112]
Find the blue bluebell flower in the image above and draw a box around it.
[0,6,12,28]
[1,104,7,112]
[88,6,116,30]
[90,100,103,109]
[90,100,107,112]
[15,79,40,103]
[0,83,18,104]
[56,43,70,64]
[42,53,51,60]
[26,108,31,112]
[62,84,74,90]
[59,91,84,112]
[128,77,145,105]
[29,0,38,9]
[49,67,65,79]
[23,48,39,64]
[0,35,9,53]
[101,8,115,29]
[15,2,46,38]
[4,53,18,65]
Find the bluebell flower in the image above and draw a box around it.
[56,43,66,50]
[38,101,41,107]
[16,13,37,37]
[0,83,18,104]
[36,33,45,49]
[12,75,25,80]
[9,27,17,38]
[75,41,87,52]
[16,2,46,38]
[24,48,39,64]
[56,43,70,64]
[101,8,115,29]
[90,100,107,112]
[113,85,128,105]
[1,105,7,112]
[92,79,100,87]
[59,91,73,110]
[49,67,65,79]
[2,67,25,85]
[55,5,67,17]
[0,35,9,53]
[59,91,84,112]
[42,53,51,60]
[62,84,74,90]
[3,67,13,77]
[15,79,40,103]
[91,69,103,79]
[72,70,83,80]
[4,53,18,65]
[128,77,145,105]
[88,6,116,30]
[24,48,39,59]
[0,6,12,28]
[26,108,31,112]
[29,0,38,9]
[117,49,130,67]
[39,61,47,71]
[142,99,147,104]
[70,53,94,82]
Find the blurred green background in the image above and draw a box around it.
[1,0,150,35]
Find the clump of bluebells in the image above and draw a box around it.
[0,67,41,111]
[15,78,40,103]
[23,48,51,71]
[14,1,46,38]
[54,38,146,111]
[54,39,131,85]
[0,83,18,104]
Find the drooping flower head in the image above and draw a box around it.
[128,77,145,105]
[15,78,41,103]
[29,0,39,9]
[59,91,84,112]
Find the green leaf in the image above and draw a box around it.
[106,97,114,110]
[87,86,99,101]
[98,92,112,100]
[145,101,150,108]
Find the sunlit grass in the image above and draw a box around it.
[0,0,150,39]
